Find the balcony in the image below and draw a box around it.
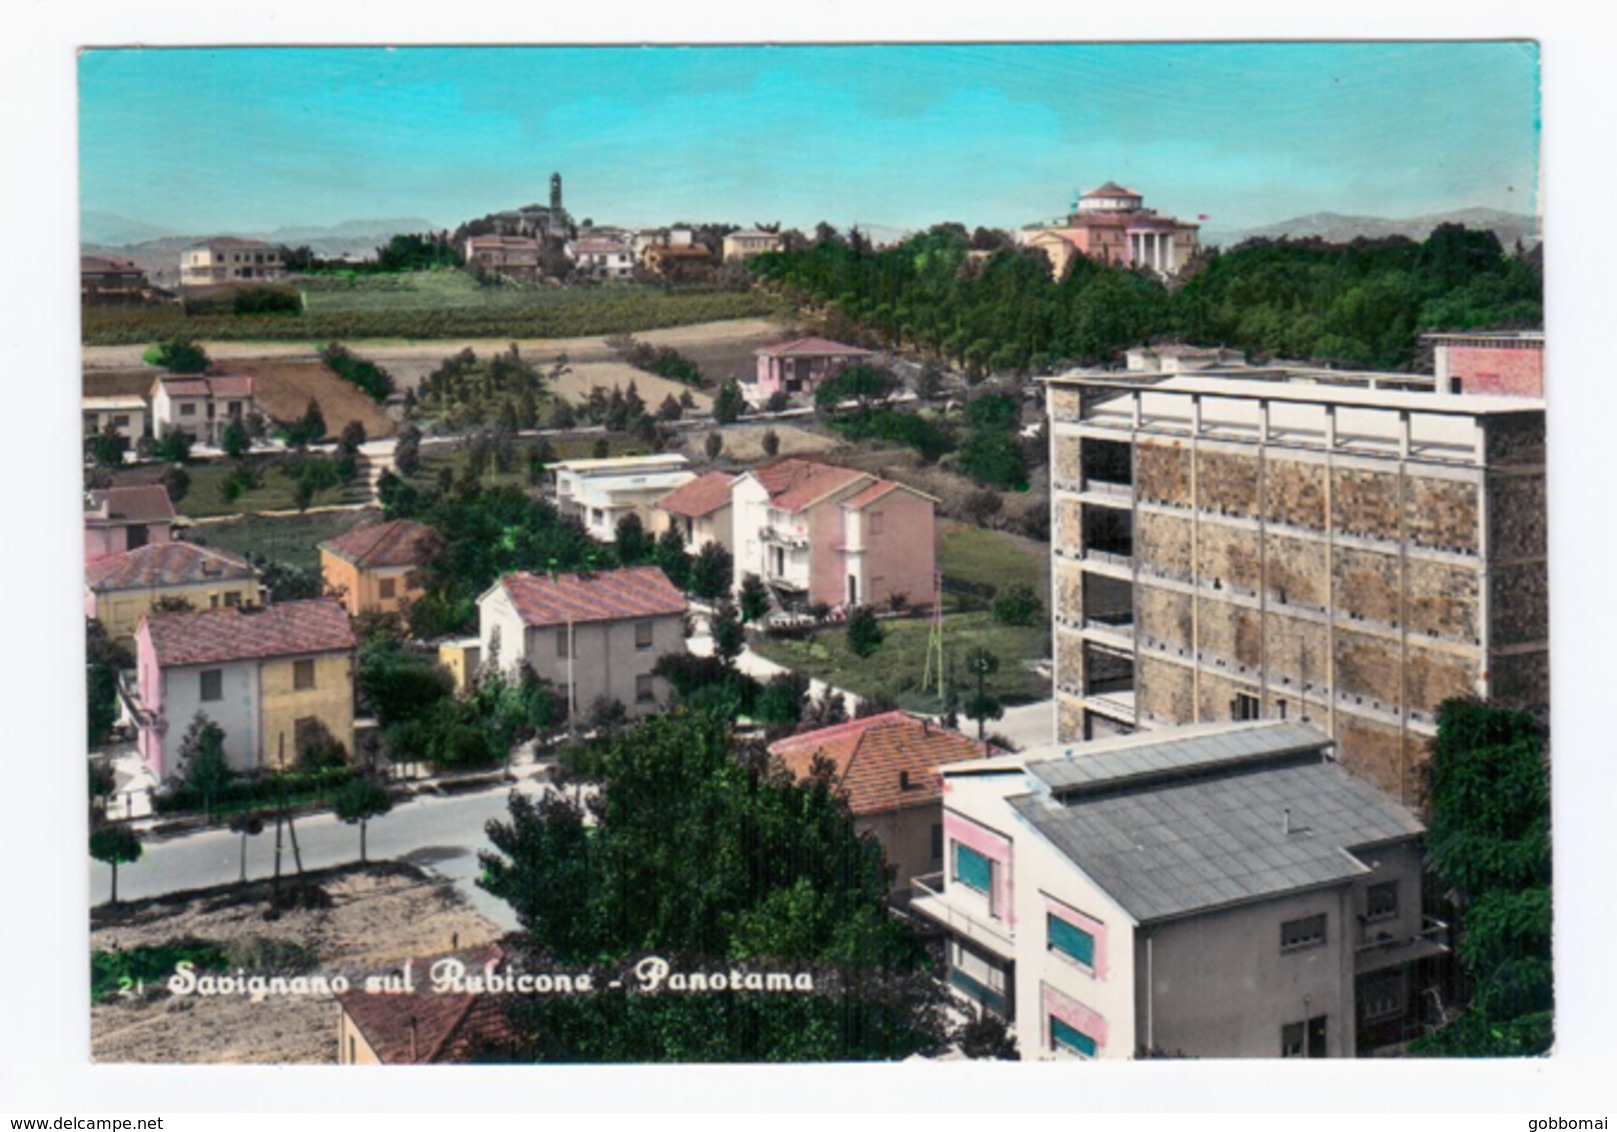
[908,872,1016,960]
[1081,477,1135,504]
[1354,916,1452,975]
[760,525,810,550]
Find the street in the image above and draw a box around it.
[88,773,564,930]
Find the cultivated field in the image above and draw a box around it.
[90,863,500,1064]
[81,272,786,345]
[107,459,369,521]
[185,509,378,573]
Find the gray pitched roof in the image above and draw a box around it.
[1011,723,1424,925]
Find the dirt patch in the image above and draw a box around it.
[554,359,713,414]
[90,863,499,1064]
[684,421,845,463]
[227,359,397,440]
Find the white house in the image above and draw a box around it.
[477,566,689,721]
[912,721,1443,1059]
[150,374,255,446]
[82,395,148,445]
[567,237,635,281]
[552,454,695,542]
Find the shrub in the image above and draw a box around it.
[150,429,194,464]
[320,342,396,403]
[845,604,884,658]
[234,287,301,316]
[142,337,209,374]
[992,582,1043,627]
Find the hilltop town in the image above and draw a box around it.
[82,173,1549,1065]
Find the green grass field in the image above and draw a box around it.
[750,610,1049,713]
[81,271,785,344]
[408,435,654,492]
[937,520,1049,606]
[185,510,376,573]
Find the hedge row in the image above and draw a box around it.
[152,766,358,816]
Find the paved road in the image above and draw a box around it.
[88,774,567,930]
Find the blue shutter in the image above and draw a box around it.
[1051,1015,1098,1057]
[953,843,993,893]
[1048,913,1096,967]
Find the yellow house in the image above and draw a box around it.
[135,599,358,778]
[85,542,262,644]
[437,638,483,693]
[320,519,438,618]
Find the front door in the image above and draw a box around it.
[847,575,858,605]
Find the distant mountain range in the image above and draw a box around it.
[80,215,444,285]
[1201,207,1541,251]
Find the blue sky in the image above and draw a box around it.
[78,42,1541,238]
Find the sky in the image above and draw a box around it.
[77,42,1542,240]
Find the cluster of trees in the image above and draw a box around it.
[414,346,557,432]
[475,707,952,1061]
[320,341,396,403]
[357,621,559,775]
[1410,701,1552,1057]
[86,619,129,747]
[284,233,462,276]
[605,333,705,386]
[569,380,692,446]
[813,373,1030,491]
[141,336,210,373]
[750,222,1542,374]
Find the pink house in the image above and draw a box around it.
[753,337,875,400]
[84,484,176,560]
[731,458,939,612]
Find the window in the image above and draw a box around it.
[200,669,223,702]
[556,628,571,658]
[1281,913,1328,953]
[1366,881,1398,923]
[868,512,884,536]
[634,620,654,649]
[223,591,242,607]
[1358,972,1405,1023]
[228,401,242,416]
[1048,913,1097,969]
[1234,692,1260,721]
[952,842,993,895]
[635,674,656,704]
[930,823,943,862]
[113,414,130,427]
[379,578,396,600]
[180,402,197,417]
[1050,1015,1098,1058]
[293,659,316,691]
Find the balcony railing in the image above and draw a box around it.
[1082,548,1133,570]
[760,525,810,549]
[909,872,1015,959]
[1082,478,1134,501]
[1354,916,1452,974]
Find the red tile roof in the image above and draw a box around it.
[842,481,901,511]
[755,337,874,359]
[657,471,737,519]
[86,542,257,592]
[85,485,176,526]
[142,598,356,667]
[335,947,516,1063]
[753,459,870,513]
[81,255,142,274]
[160,375,255,398]
[320,519,438,569]
[769,712,988,815]
[497,565,687,628]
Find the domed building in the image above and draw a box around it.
[1022,182,1200,281]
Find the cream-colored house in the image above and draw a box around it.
[86,542,262,644]
[179,238,285,286]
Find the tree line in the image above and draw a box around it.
[749,222,1542,375]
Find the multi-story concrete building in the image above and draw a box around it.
[1046,372,1549,805]
[134,599,358,778]
[1424,330,1545,397]
[476,566,689,721]
[911,721,1446,1059]
[731,459,939,612]
[551,454,696,543]
[151,374,255,446]
[179,238,285,286]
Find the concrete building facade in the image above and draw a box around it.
[1046,373,1549,806]
[179,239,286,286]
[551,454,695,543]
[911,722,1445,1059]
